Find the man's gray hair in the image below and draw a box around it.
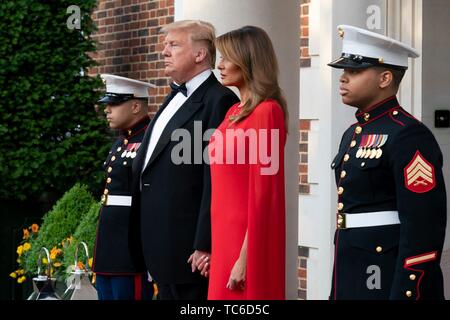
[161,20,216,68]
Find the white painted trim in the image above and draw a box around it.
[174,0,183,21]
[412,0,423,120]
[309,0,321,55]
[386,0,423,118]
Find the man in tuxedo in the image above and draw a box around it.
[131,20,239,300]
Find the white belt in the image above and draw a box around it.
[101,195,132,207]
[337,211,400,229]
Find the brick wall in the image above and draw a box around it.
[299,120,310,195]
[300,0,311,68]
[298,246,308,300]
[89,0,174,116]
[298,0,311,300]
[298,119,311,300]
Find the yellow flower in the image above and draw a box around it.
[17,269,25,275]
[50,247,62,260]
[22,228,30,240]
[17,276,26,284]
[62,237,73,247]
[31,224,39,233]
[16,245,23,256]
[16,258,21,264]
[88,258,93,268]
[10,272,17,279]
[23,243,31,252]
[53,262,62,267]
[42,257,48,265]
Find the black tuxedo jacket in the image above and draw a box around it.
[131,73,239,284]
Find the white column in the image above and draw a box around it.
[175,0,300,300]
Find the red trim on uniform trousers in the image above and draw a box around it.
[134,274,142,300]
[402,251,438,300]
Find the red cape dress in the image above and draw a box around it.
[207,99,286,300]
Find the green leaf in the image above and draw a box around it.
[0,0,109,201]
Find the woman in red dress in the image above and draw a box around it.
[200,26,288,300]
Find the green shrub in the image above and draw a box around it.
[63,201,101,273]
[0,0,110,202]
[23,184,95,278]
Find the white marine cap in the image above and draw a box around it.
[98,74,156,105]
[328,25,420,70]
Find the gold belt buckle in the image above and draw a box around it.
[101,194,108,206]
[337,213,347,229]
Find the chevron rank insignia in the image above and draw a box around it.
[404,151,435,193]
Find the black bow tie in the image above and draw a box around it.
[170,82,188,97]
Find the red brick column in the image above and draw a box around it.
[298,0,311,196]
[298,0,311,300]
[298,119,311,195]
[300,0,311,68]
[298,247,308,299]
[298,119,311,300]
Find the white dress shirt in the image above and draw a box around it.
[141,69,212,173]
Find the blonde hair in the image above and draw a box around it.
[161,20,216,68]
[215,26,288,129]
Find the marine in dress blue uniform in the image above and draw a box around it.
[328,25,447,300]
[92,74,156,300]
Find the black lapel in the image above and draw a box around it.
[140,73,218,174]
